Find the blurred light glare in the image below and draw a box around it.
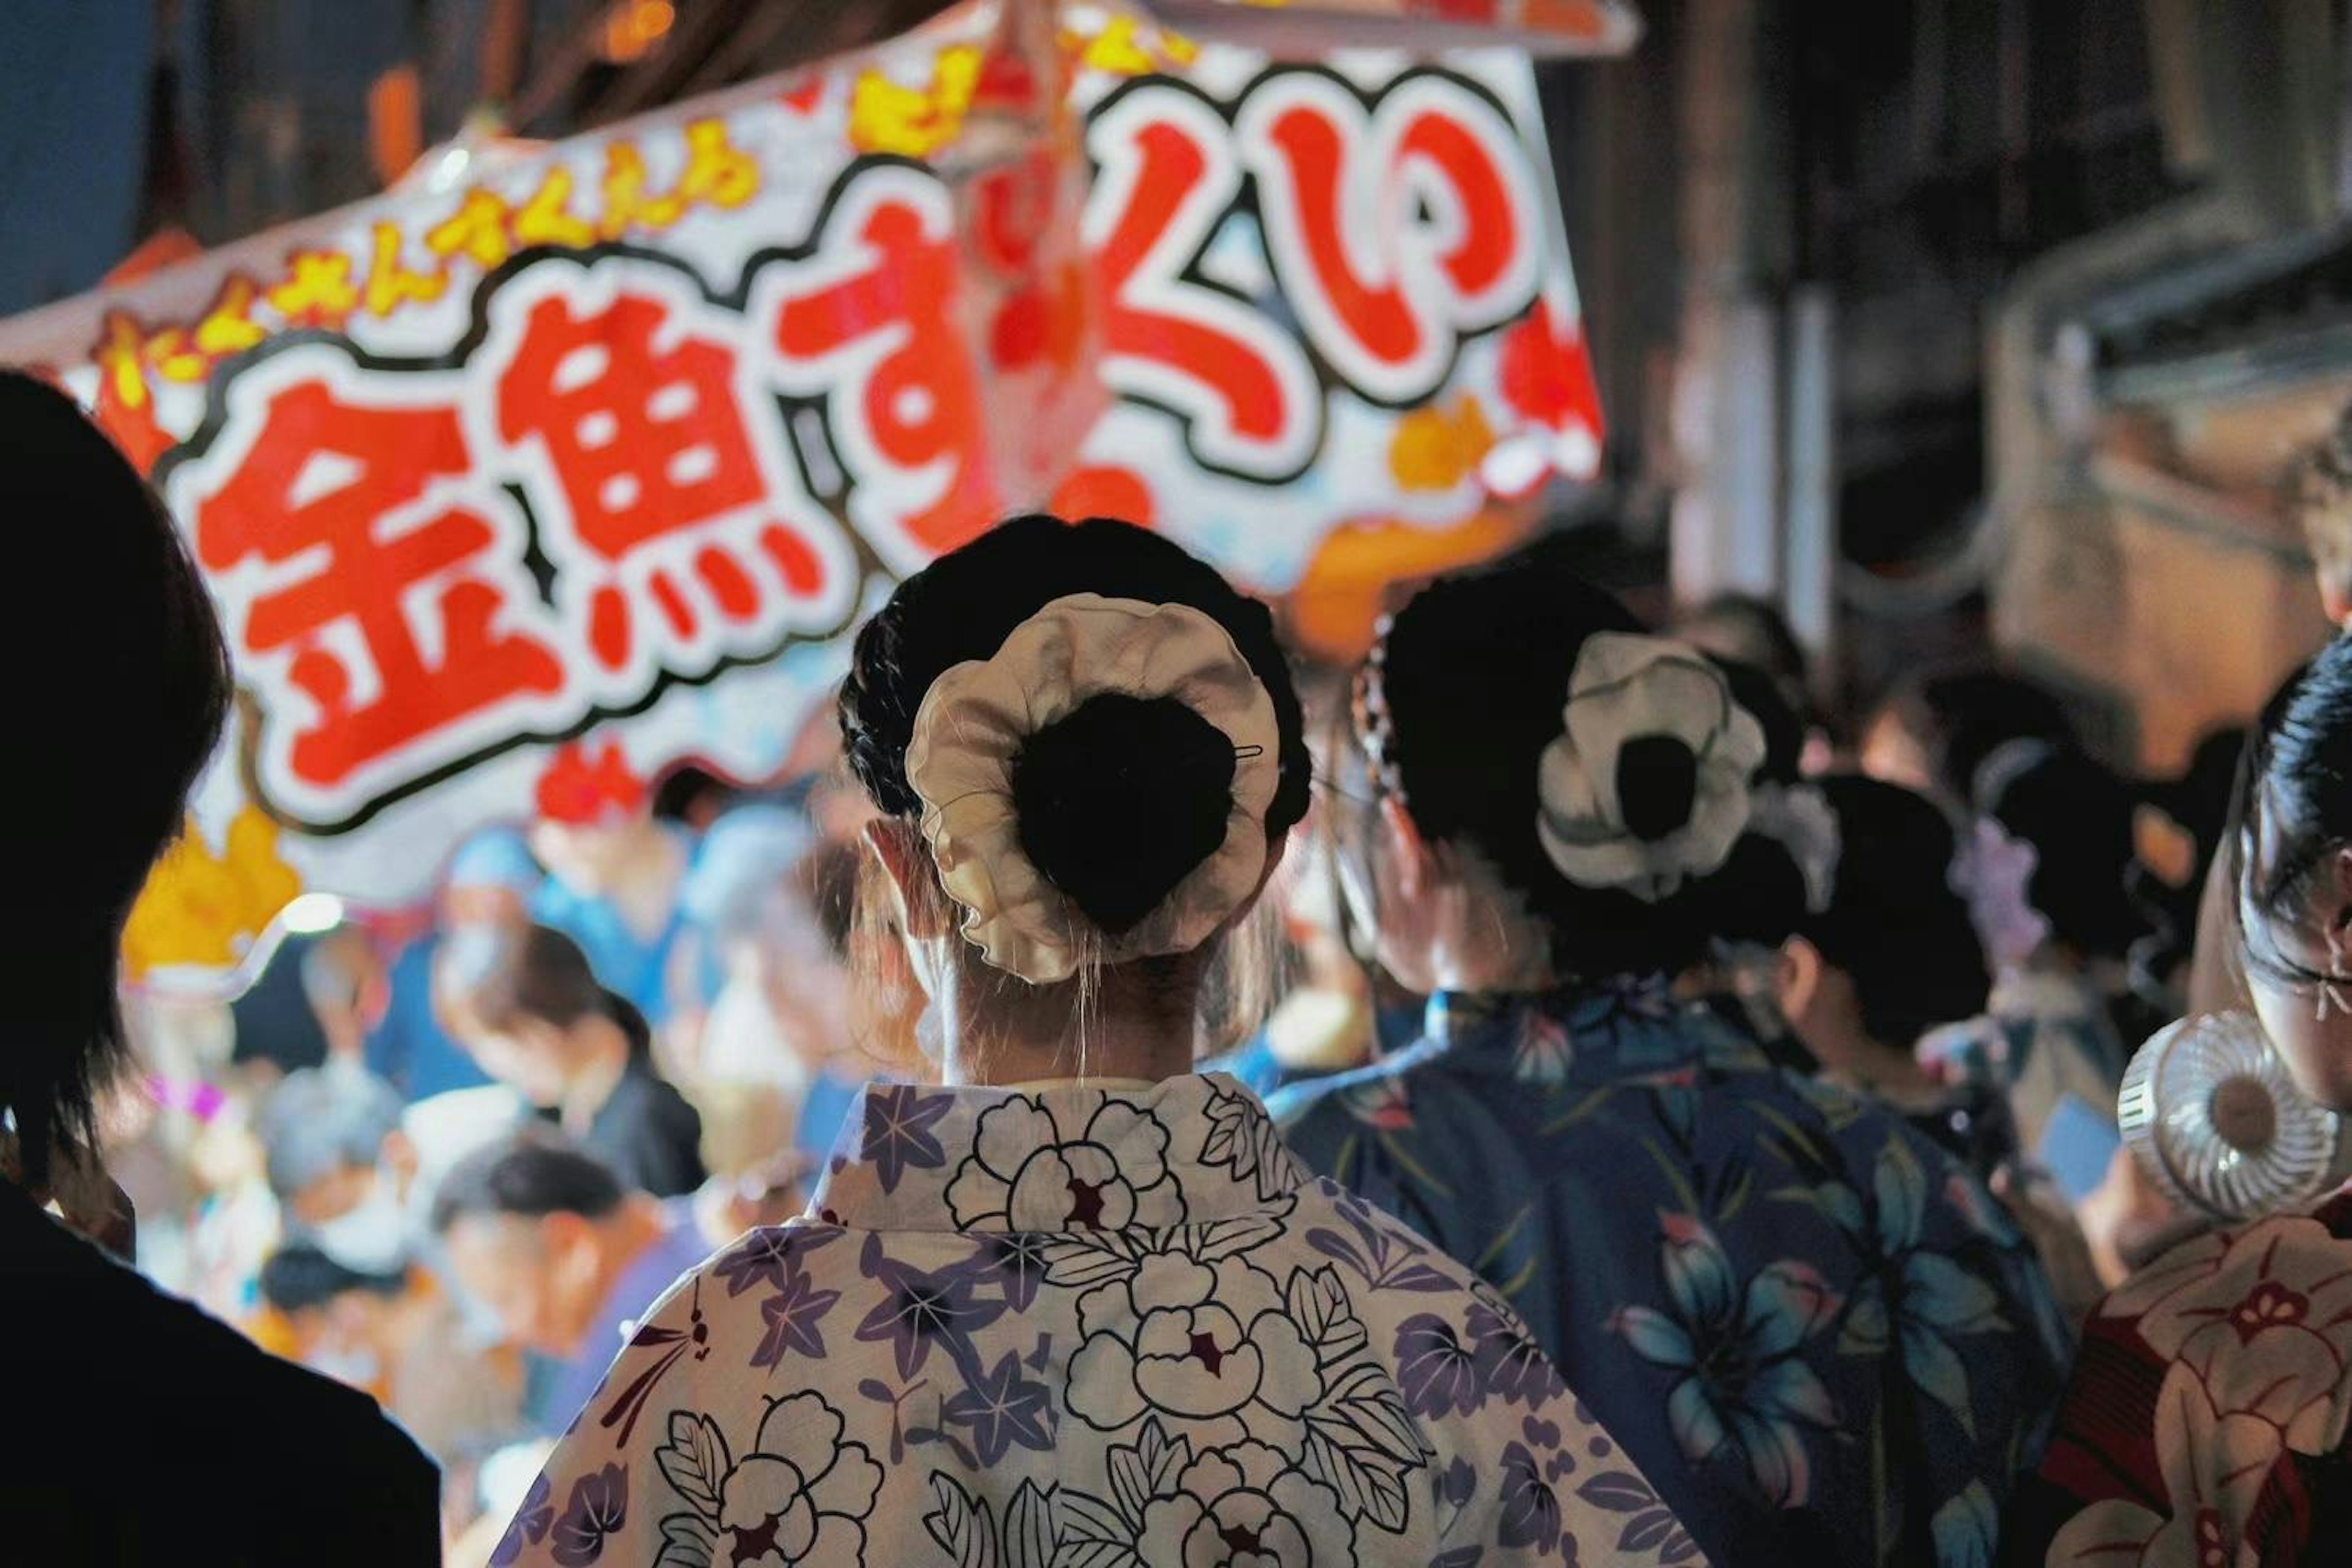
[280,892,346,935]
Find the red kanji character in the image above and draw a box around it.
[189,379,565,794]
[1088,86,1320,481]
[497,284,829,672]
[767,173,996,565]
[1238,72,1542,407]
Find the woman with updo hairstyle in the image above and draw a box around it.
[1921,742,2142,1219]
[1272,541,2067,1567]
[2005,634,2352,1563]
[502,516,1676,1567]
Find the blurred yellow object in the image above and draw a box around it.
[1387,395,1496,492]
[849,45,983,157]
[121,808,304,982]
[1287,504,1534,662]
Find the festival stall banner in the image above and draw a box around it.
[0,0,1610,993]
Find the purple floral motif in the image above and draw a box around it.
[861,1085,954,1195]
[1615,1215,1841,1507]
[1395,1314,1484,1419]
[952,1231,1054,1313]
[1951,816,2051,971]
[491,1474,554,1566]
[549,1463,627,1567]
[714,1225,842,1298]
[1310,1191,1460,1294]
[941,1349,1055,1466]
[750,1262,842,1371]
[1496,1442,1562,1556]
[853,1234,1008,1380]
[1577,1468,1700,1563]
[1468,1297,1564,1409]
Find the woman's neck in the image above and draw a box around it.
[940,967,1203,1087]
[1420,895,1557,997]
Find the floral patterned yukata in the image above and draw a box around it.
[1270,985,2073,1567]
[499,1072,1697,1566]
[2005,1191,2352,1566]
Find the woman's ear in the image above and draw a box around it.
[1777,935,1825,1027]
[863,818,946,940]
[2324,848,2352,972]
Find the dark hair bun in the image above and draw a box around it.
[1810,775,1990,1046]
[1975,740,2146,960]
[1012,694,1237,934]
[1618,736,1700,843]
[841,514,1310,849]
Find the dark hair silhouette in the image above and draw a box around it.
[1376,538,1766,979]
[1975,741,2147,961]
[437,922,653,1058]
[0,372,233,1190]
[429,1128,626,1233]
[1876,665,2076,803]
[840,514,1308,957]
[259,1243,409,1316]
[2242,637,2352,988]
[1805,776,1991,1049]
[1696,662,1810,952]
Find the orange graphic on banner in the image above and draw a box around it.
[1388,395,1495,491]
[121,808,304,979]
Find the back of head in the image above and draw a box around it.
[1678,593,1810,706]
[0,372,232,1188]
[1877,664,2076,804]
[260,1242,409,1316]
[1371,538,1768,979]
[259,1063,405,1200]
[1975,740,2145,961]
[1807,776,1991,1047]
[438,921,644,1049]
[429,1127,627,1235]
[839,514,1310,984]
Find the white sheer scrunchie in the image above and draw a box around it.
[903,593,1281,986]
[1535,633,1767,903]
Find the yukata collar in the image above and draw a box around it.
[1423,976,1679,1047]
[1419,977,1731,1082]
[804,1072,1305,1235]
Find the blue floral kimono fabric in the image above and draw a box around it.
[499,1072,1698,1566]
[1271,988,2072,1567]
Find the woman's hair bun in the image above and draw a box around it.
[1616,735,1701,843]
[1011,693,1237,936]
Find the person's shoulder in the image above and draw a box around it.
[5,1200,435,1468]
[1265,1038,1448,1129]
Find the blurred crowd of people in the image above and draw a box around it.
[22,360,2352,1566]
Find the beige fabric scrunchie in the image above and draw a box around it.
[904,593,1280,985]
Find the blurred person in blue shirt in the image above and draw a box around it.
[528,740,717,1030]
[365,828,541,1104]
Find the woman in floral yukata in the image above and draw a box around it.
[1270,544,2071,1567]
[2007,634,2352,1564]
[499,515,1687,1568]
